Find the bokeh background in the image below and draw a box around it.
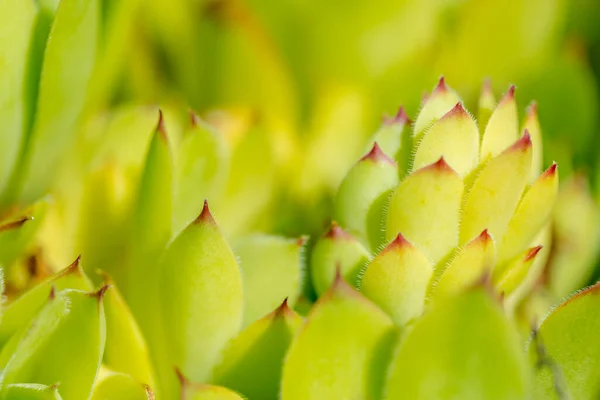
[2,0,600,293]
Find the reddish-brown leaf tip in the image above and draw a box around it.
[324,221,352,240]
[175,367,188,388]
[194,199,215,225]
[541,162,558,179]
[49,383,60,390]
[387,232,411,250]
[383,106,412,125]
[189,110,200,128]
[274,297,291,319]
[434,76,447,93]
[500,84,516,103]
[156,109,167,141]
[90,284,111,302]
[49,285,56,300]
[296,235,308,247]
[505,130,532,154]
[482,77,493,94]
[443,102,469,120]
[473,229,493,245]
[0,216,31,233]
[144,385,156,400]
[420,156,456,175]
[526,101,538,119]
[58,255,83,278]
[360,142,396,165]
[524,245,543,262]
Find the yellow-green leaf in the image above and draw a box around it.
[212,300,302,400]
[413,78,462,138]
[91,371,153,400]
[233,235,305,327]
[460,133,532,245]
[281,273,398,399]
[494,246,543,296]
[385,288,531,399]
[386,158,463,264]
[2,383,62,400]
[413,103,479,177]
[359,233,432,326]
[480,85,518,159]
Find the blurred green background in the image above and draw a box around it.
[2,0,600,285]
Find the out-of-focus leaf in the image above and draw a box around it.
[1,288,107,400]
[386,158,463,264]
[385,288,531,399]
[212,300,302,399]
[91,371,153,400]
[335,143,398,250]
[18,0,100,202]
[233,235,305,327]
[530,283,600,399]
[310,223,370,295]
[281,272,398,399]
[2,383,62,400]
[359,233,432,326]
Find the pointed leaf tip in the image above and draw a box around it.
[434,76,447,93]
[194,199,215,224]
[144,385,155,400]
[384,106,411,125]
[90,284,111,302]
[541,162,558,178]
[388,232,411,249]
[296,236,308,247]
[324,221,351,240]
[482,77,492,93]
[501,84,516,103]
[156,109,167,140]
[274,297,290,318]
[524,245,543,262]
[189,110,200,128]
[422,156,456,174]
[475,229,492,244]
[444,102,468,119]
[526,101,538,118]
[175,366,188,387]
[506,131,532,153]
[0,216,31,233]
[49,285,56,300]
[360,142,396,165]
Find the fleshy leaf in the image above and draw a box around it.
[386,158,463,264]
[359,233,433,326]
[413,103,479,177]
[2,383,62,400]
[385,288,531,399]
[530,283,600,399]
[18,0,100,202]
[91,371,153,400]
[498,163,558,264]
[281,273,398,399]
[335,143,399,250]
[212,299,303,400]
[460,132,532,245]
[0,256,92,347]
[310,222,370,295]
[233,235,305,327]
[547,176,600,298]
[1,288,107,400]
[480,85,518,159]
[369,107,412,172]
[159,201,243,389]
[413,77,462,138]
[429,230,495,302]
[494,246,543,296]
[101,273,156,389]
[477,79,496,133]
[174,113,229,233]
[523,102,543,180]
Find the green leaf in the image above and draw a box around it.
[212,300,302,400]
[522,102,543,180]
[281,272,398,399]
[0,256,92,348]
[335,143,399,251]
[181,382,245,400]
[480,86,518,159]
[159,201,243,390]
[498,163,558,264]
[174,113,229,233]
[368,108,412,173]
[494,246,543,296]
[460,133,532,246]
[530,283,600,399]
[359,233,432,326]
[477,80,497,134]
[413,103,479,177]
[386,158,463,264]
[1,288,107,400]
[413,78,462,138]
[233,235,305,327]
[310,223,370,295]
[91,371,153,400]
[385,288,531,399]
[2,383,62,400]
[101,274,156,389]
[18,0,100,202]
[429,230,495,302]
